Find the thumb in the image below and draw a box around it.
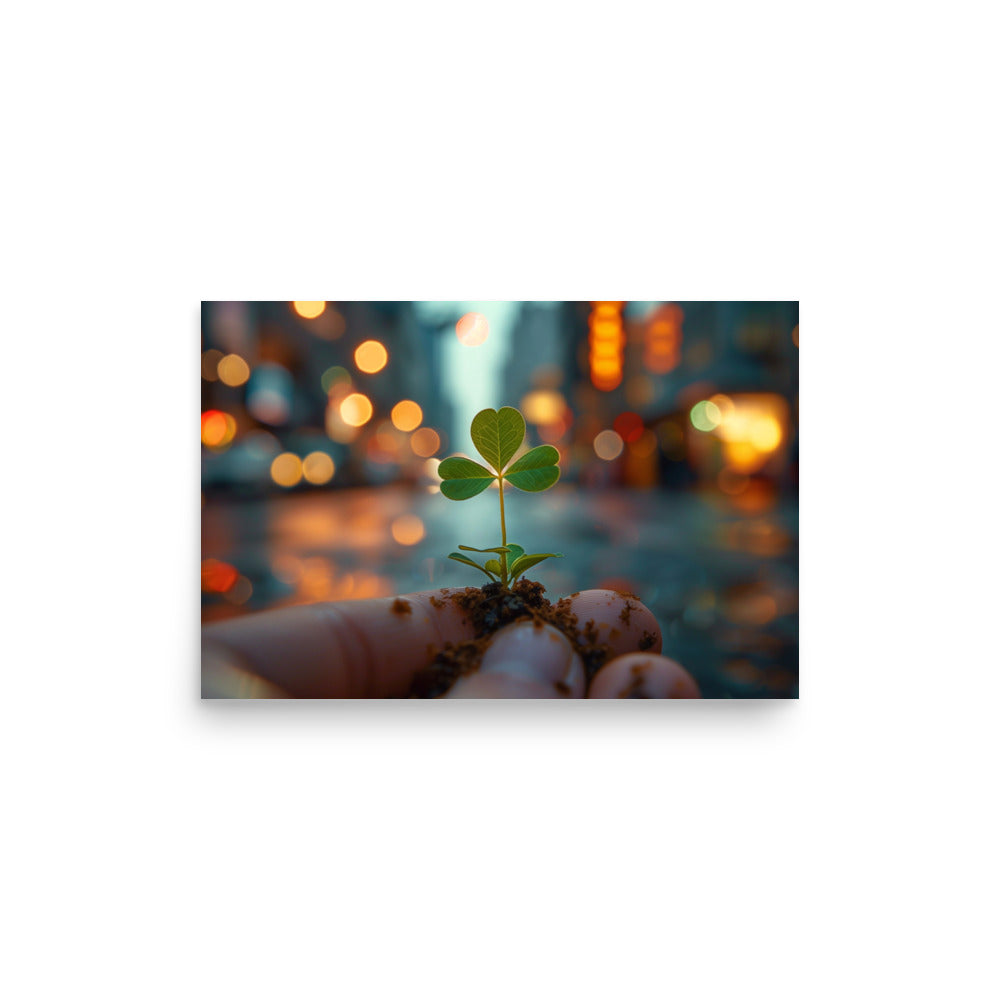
[446,620,586,699]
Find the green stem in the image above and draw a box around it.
[498,475,508,586]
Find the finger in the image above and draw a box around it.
[201,590,475,698]
[588,653,701,699]
[446,620,586,699]
[565,590,662,660]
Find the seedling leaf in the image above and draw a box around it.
[509,552,563,580]
[439,456,496,500]
[503,543,525,565]
[447,553,498,580]
[505,445,561,492]
[439,406,562,587]
[471,407,525,473]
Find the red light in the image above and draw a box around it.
[202,559,239,593]
[613,411,645,443]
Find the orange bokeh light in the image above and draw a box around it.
[293,301,327,319]
[456,312,489,346]
[217,353,250,387]
[391,514,426,546]
[201,410,237,450]
[391,399,423,432]
[302,451,335,485]
[589,302,624,391]
[410,427,440,457]
[270,452,303,487]
[340,393,374,427]
[354,340,388,374]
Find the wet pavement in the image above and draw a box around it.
[202,484,799,698]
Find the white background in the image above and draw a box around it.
[3,2,998,998]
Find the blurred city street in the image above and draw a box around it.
[202,300,798,698]
[202,483,798,698]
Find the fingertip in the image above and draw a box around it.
[567,589,662,659]
[588,653,701,699]
[446,620,586,699]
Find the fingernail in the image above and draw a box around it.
[479,620,579,690]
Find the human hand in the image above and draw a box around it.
[201,588,700,699]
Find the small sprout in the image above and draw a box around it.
[439,406,563,588]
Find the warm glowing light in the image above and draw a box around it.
[593,429,624,461]
[410,427,441,457]
[690,400,723,432]
[644,303,683,374]
[302,451,335,485]
[202,558,238,593]
[589,302,624,391]
[354,340,388,374]
[340,393,373,427]
[293,301,326,319]
[391,514,426,546]
[217,353,250,387]
[521,389,565,425]
[629,428,658,458]
[709,394,735,424]
[709,394,789,472]
[270,452,303,487]
[456,312,489,346]
[201,349,223,381]
[423,458,441,479]
[750,416,782,451]
[201,410,237,450]
[391,399,423,432]
[792,325,799,348]
[325,394,360,443]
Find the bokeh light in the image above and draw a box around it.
[202,558,238,593]
[391,399,423,432]
[201,349,223,381]
[270,452,303,487]
[354,340,388,374]
[340,392,374,427]
[410,427,440,457]
[456,312,489,346]
[321,366,351,394]
[302,451,335,485]
[521,389,565,425]
[201,410,237,450]
[709,393,735,424]
[629,428,658,458]
[224,576,253,605]
[613,411,645,443]
[293,301,326,319]
[750,416,783,451]
[217,353,250,387]
[391,514,426,546]
[593,429,624,461]
[690,400,723,432]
